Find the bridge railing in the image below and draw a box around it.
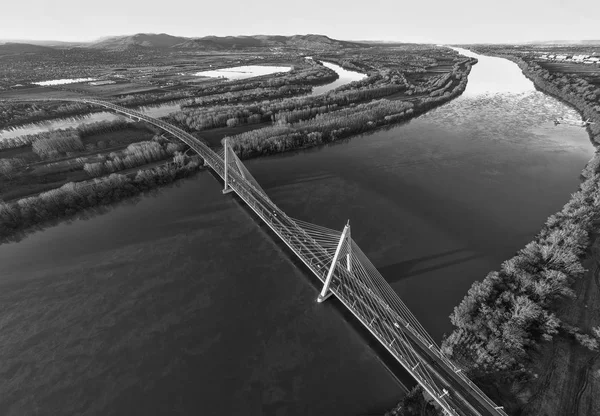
[59,98,507,416]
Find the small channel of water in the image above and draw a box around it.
[0,61,362,141]
[310,61,367,96]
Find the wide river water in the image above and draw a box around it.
[0,49,594,415]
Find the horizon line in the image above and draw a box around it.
[1,32,599,45]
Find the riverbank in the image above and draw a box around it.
[0,156,203,244]
[476,51,600,146]
[441,49,600,415]
[0,55,476,246]
[505,53,600,416]
[224,59,476,160]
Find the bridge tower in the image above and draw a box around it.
[317,220,351,303]
[222,138,233,194]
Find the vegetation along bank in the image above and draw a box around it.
[441,46,600,415]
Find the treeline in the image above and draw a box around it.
[442,156,600,378]
[0,101,97,129]
[408,59,476,96]
[171,82,407,132]
[223,59,475,159]
[32,131,84,159]
[0,118,136,152]
[335,70,408,93]
[314,56,373,73]
[76,119,133,137]
[83,139,185,177]
[114,63,338,107]
[0,155,202,243]
[413,62,474,109]
[180,84,313,109]
[225,99,414,158]
[0,158,25,179]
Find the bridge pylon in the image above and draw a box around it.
[222,138,233,194]
[11,97,508,416]
[317,220,351,303]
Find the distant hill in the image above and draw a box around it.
[0,42,57,55]
[0,39,85,47]
[89,33,190,50]
[89,33,363,51]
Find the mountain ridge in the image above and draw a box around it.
[86,33,364,51]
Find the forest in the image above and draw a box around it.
[0,154,202,242]
[0,118,135,151]
[111,62,338,107]
[170,83,408,132]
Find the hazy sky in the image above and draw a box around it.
[1,0,598,43]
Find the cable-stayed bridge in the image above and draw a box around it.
[6,98,508,416]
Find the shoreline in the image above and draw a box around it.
[227,59,476,160]
[0,156,204,245]
[0,59,476,244]
[441,51,600,415]
[480,52,600,147]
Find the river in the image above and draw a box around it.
[0,49,594,415]
[310,61,366,95]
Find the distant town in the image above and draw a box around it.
[538,52,600,64]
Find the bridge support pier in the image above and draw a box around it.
[222,138,233,194]
[317,220,351,303]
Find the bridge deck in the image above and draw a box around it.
[25,98,506,416]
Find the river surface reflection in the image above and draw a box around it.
[0,49,594,415]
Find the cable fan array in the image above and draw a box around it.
[13,98,508,416]
[216,139,455,409]
[290,218,451,400]
[218,143,272,200]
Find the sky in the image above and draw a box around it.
[1,0,598,44]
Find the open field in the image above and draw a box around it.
[0,86,87,100]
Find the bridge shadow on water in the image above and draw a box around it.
[378,248,484,284]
